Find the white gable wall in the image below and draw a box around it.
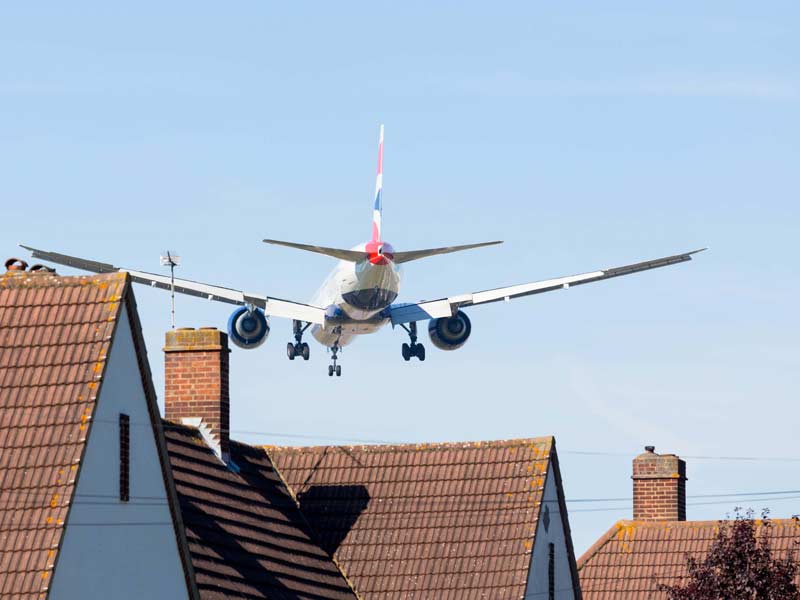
[50,309,189,600]
[524,462,578,600]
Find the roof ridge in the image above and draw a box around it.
[576,520,627,570]
[263,446,365,600]
[577,517,800,571]
[0,270,127,289]
[261,436,555,452]
[614,517,800,528]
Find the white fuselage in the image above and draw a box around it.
[310,243,402,348]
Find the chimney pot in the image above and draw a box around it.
[164,328,230,461]
[645,445,655,453]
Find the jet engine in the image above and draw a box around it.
[227,306,270,349]
[428,310,472,351]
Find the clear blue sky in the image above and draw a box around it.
[2,2,798,553]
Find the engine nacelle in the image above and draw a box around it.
[227,307,270,349]
[428,310,472,351]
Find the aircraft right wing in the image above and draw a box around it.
[389,248,706,325]
[20,245,326,324]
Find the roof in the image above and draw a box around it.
[268,437,561,599]
[164,422,358,600]
[0,269,127,597]
[577,518,800,599]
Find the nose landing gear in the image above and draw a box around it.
[287,320,311,361]
[328,343,342,376]
[400,322,425,362]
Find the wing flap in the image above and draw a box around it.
[389,300,452,325]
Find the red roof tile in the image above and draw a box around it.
[164,422,358,600]
[577,519,800,599]
[0,270,126,598]
[269,438,563,599]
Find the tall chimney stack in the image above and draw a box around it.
[632,446,687,521]
[164,327,230,461]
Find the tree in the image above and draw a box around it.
[658,509,799,600]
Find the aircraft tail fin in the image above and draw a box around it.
[372,124,384,242]
[392,241,503,264]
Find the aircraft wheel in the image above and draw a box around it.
[328,365,334,376]
[416,344,426,362]
[287,343,296,360]
[301,343,310,360]
[402,343,411,361]
[336,365,342,377]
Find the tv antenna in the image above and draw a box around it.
[160,251,181,329]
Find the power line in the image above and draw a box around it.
[3,490,800,511]
[2,494,799,526]
[2,487,800,502]
[568,489,800,503]
[76,417,800,463]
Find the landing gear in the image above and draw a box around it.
[287,320,311,361]
[400,322,426,362]
[328,343,342,377]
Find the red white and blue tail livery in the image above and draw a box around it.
[373,123,384,243]
[21,124,705,376]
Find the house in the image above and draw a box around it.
[1,259,583,599]
[0,260,192,599]
[161,328,583,599]
[0,262,356,600]
[577,446,800,598]
[161,328,359,599]
[267,439,580,599]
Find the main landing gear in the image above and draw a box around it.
[328,343,342,377]
[400,322,425,362]
[287,320,310,361]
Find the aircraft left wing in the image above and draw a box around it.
[20,245,326,324]
[389,248,706,325]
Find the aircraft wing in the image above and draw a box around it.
[20,245,326,324]
[389,248,706,325]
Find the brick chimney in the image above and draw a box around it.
[632,446,687,521]
[164,327,230,461]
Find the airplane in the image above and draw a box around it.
[22,125,705,377]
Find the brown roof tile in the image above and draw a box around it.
[577,519,800,599]
[0,270,127,598]
[268,438,556,599]
[164,422,358,600]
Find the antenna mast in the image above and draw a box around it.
[160,251,181,329]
